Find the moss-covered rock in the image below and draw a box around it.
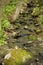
[3,46,33,65]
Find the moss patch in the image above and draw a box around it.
[28,35,37,41]
[1,17,10,29]
[39,15,43,24]
[0,30,7,46]
[3,48,33,65]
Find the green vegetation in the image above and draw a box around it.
[0,17,10,46]
[0,30,7,46]
[3,48,33,65]
[2,17,10,29]
[3,4,16,16]
[3,0,18,16]
[36,29,41,34]
[28,35,37,41]
[0,0,19,46]
[32,7,40,16]
[39,15,43,24]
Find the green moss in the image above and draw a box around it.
[2,0,18,16]
[39,15,43,24]
[0,40,7,46]
[32,7,40,16]
[0,0,19,46]
[28,35,37,41]
[3,48,33,65]
[36,29,41,34]
[0,30,5,38]
[9,0,18,5]
[3,5,16,16]
[2,18,10,29]
[0,30,7,40]
[0,30,7,46]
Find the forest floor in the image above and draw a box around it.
[0,0,43,65]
